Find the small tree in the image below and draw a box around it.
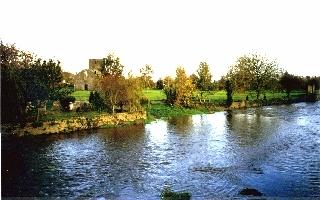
[139,64,154,89]
[100,54,124,76]
[196,61,212,94]
[279,72,301,99]
[163,76,176,105]
[99,54,144,113]
[174,67,196,107]
[156,79,164,90]
[164,85,177,105]
[122,75,143,112]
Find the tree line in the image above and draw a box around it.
[1,42,319,124]
[155,54,320,107]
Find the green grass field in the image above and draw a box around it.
[145,89,306,103]
[71,90,91,101]
[71,89,306,103]
[142,89,166,101]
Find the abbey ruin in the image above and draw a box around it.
[74,59,102,90]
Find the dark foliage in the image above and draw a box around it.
[225,80,233,106]
[1,42,64,123]
[161,187,191,200]
[76,102,92,112]
[156,79,164,90]
[89,91,106,111]
[279,72,302,99]
[164,86,177,105]
[59,96,76,112]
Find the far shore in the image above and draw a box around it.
[2,94,318,137]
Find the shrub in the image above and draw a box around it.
[160,187,191,200]
[76,102,93,112]
[59,96,76,112]
[156,79,164,90]
[164,86,177,105]
[89,91,106,111]
[140,97,150,106]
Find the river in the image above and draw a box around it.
[2,102,320,199]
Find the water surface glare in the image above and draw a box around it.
[2,102,320,199]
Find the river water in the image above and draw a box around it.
[2,102,320,199]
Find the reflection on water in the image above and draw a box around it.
[2,102,320,199]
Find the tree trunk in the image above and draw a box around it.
[112,105,115,114]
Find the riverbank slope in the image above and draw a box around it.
[3,111,146,136]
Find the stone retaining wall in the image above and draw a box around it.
[12,111,146,136]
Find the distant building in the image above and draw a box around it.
[74,59,102,90]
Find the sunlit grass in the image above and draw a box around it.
[143,89,166,101]
[71,90,91,101]
[72,89,305,103]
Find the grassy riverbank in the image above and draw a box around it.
[68,89,308,121]
[2,89,312,136]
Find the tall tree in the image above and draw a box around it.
[101,75,126,113]
[139,64,154,89]
[228,54,280,99]
[1,42,32,123]
[1,42,63,123]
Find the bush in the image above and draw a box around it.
[59,96,76,112]
[140,97,150,106]
[89,91,106,111]
[164,86,177,105]
[76,102,93,112]
[160,187,191,200]
[156,79,164,90]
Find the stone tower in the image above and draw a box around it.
[89,59,102,74]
